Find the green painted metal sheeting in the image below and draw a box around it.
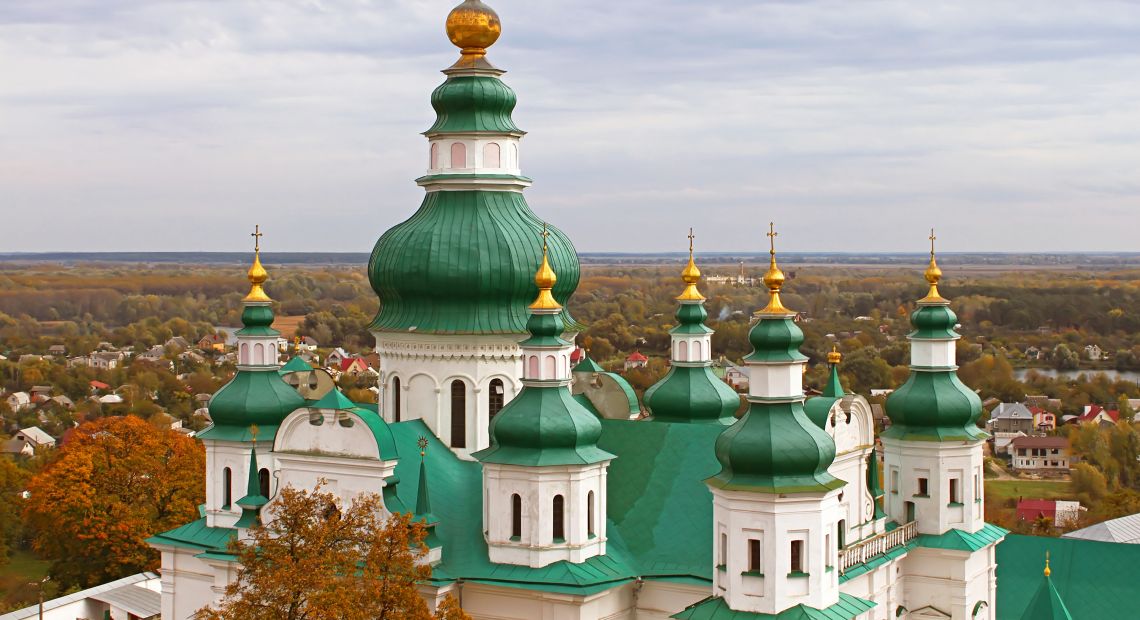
[883,371,986,441]
[671,592,875,619]
[645,365,739,425]
[368,190,579,334]
[204,369,306,432]
[427,75,521,135]
[916,522,1007,552]
[909,304,959,340]
[474,387,613,466]
[744,317,809,363]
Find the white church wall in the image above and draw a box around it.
[459,581,634,620]
[157,548,221,620]
[901,546,997,620]
[838,557,907,620]
[634,580,709,619]
[882,438,984,536]
[203,439,274,529]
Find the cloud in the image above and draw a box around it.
[0,0,1138,252]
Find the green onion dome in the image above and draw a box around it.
[743,317,809,363]
[804,360,845,429]
[708,400,843,493]
[911,304,959,339]
[672,303,713,335]
[644,366,739,424]
[206,369,306,435]
[884,371,985,441]
[368,187,580,335]
[237,304,276,336]
[474,388,614,466]
[427,76,520,135]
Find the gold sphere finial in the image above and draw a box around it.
[446,0,501,59]
[530,223,561,311]
[920,228,948,304]
[677,227,705,301]
[244,225,272,303]
[759,222,792,314]
[828,345,842,365]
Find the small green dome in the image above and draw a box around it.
[644,365,739,424]
[743,317,809,363]
[368,190,580,334]
[427,75,520,135]
[520,312,568,347]
[911,304,959,339]
[474,388,614,466]
[208,370,306,431]
[708,401,843,493]
[236,304,277,337]
[883,371,986,441]
[671,303,713,335]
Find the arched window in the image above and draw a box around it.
[450,142,466,168]
[258,468,270,499]
[489,378,505,419]
[254,343,264,365]
[552,495,565,541]
[483,142,501,168]
[694,340,703,360]
[240,343,248,365]
[392,376,401,422]
[450,380,466,448]
[430,143,439,169]
[511,493,522,539]
[677,341,688,361]
[222,467,232,507]
[587,490,595,537]
[528,355,539,378]
[510,143,518,168]
[544,355,556,379]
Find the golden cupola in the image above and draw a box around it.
[530,224,561,311]
[244,225,272,303]
[677,228,705,301]
[759,222,792,315]
[919,228,948,304]
[445,0,502,69]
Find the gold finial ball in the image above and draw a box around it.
[446,0,501,53]
[681,258,701,285]
[828,348,842,365]
[763,265,785,291]
[535,255,557,290]
[247,254,268,286]
[924,257,942,286]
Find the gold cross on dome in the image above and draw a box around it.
[251,225,263,253]
[688,227,695,253]
[929,228,936,257]
[767,222,778,254]
[540,222,550,253]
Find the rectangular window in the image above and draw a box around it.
[917,477,929,496]
[790,540,804,573]
[720,532,728,568]
[891,468,899,495]
[748,539,762,572]
[949,478,960,503]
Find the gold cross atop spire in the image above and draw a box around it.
[530,222,561,311]
[919,227,947,304]
[759,222,792,314]
[244,225,271,303]
[678,227,705,301]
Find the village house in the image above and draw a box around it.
[1023,346,1042,360]
[1010,436,1072,472]
[623,350,648,370]
[49,395,75,410]
[989,402,1036,433]
[337,356,370,377]
[1078,404,1119,427]
[29,386,53,402]
[15,426,56,450]
[723,363,748,391]
[48,344,67,356]
[5,391,32,412]
[325,347,351,368]
[197,334,227,352]
[1029,406,1056,432]
[92,351,124,370]
[1084,344,1104,361]
[1016,499,1083,528]
[165,336,192,350]
[1,438,34,458]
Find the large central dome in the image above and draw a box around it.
[368,192,579,334]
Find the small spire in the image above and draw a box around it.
[759,222,792,314]
[919,228,948,304]
[414,436,435,521]
[677,227,705,301]
[244,225,272,303]
[1044,551,1051,578]
[530,223,561,311]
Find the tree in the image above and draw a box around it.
[1070,463,1108,507]
[23,416,205,589]
[197,483,470,620]
[0,458,27,565]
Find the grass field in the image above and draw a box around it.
[271,314,305,338]
[985,479,1073,504]
[0,549,50,608]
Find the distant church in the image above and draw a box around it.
[148,2,1026,619]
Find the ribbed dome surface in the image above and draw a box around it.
[884,371,986,440]
[208,370,305,429]
[475,388,613,466]
[427,76,520,134]
[368,190,579,334]
[645,366,739,424]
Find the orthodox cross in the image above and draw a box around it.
[687,227,695,254]
[767,222,778,254]
[251,224,263,253]
[540,222,550,253]
[929,228,936,257]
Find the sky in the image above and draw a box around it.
[2,0,1139,253]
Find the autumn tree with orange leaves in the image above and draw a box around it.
[23,415,205,589]
[196,483,469,620]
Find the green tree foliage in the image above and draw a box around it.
[0,458,27,565]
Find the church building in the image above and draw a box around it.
[148,1,1009,618]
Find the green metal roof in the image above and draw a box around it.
[601,372,640,416]
[573,356,604,373]
[474,386,614,466]
[278,356,313,374]
[708,400,844,494]
[744,317,809,364]
[996,534,1136,620]
[146,517,235,553]
[645,365,739,425]
[910,303,959,340]
[883,370,987,441]
[671,593,875,619]
[310,388,357,411]
[368,190,580,334]
[1019,573,1073,620]
[426,75,520,135]
[671,302,714,336]
[916,522,1007,552]
[202,369,305,438]
[236,304,278,337]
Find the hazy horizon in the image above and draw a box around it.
[3,1,1140,253]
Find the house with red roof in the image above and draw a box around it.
[1017,499,1083,527]
[623,350,648,371]
[1078,405,1118,427]
[1028,406,1056,431]
[338,357,369,376]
